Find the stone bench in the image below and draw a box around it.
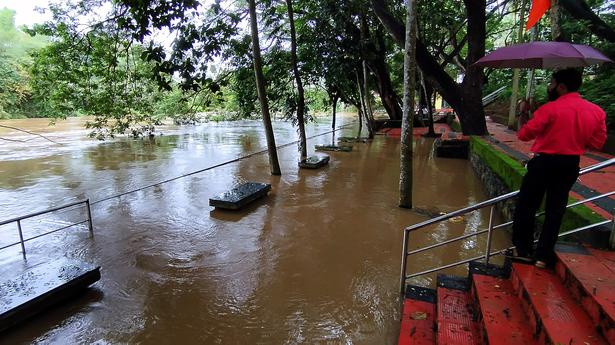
[434,135,470,159]
[209,182,271,210]
[298,155,330,169]
[0,259,101,332]
[315,145,352,152]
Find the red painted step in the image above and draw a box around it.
[555,249,615,344]
[436,287,481,345]
[512,262,609,345]
[471,274,537,345]
[588,248,615,274]
[398,299,436,345]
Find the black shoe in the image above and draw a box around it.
[503,248,534,264]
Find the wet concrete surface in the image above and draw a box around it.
[0,115,510,344]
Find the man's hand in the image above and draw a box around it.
[518,111,529,129]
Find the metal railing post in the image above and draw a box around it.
[484,206,496,264]
[609,211,615,250]
[85,199,94,238]
[400,229,410,295]
[16,220,26,260]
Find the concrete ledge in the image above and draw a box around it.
[209,182,271,210]
[298,155,330,169]
[0,259,101,333]
[315,145,352,152]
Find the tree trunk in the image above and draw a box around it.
[331,93,338,130]
[369,35,403,121]
[525,25,539,114]
[331,93,338,144]
[363,60,375,138]
[356,69,369,138]
[508,0,527,129]
[419,70,436,136]
[358,106,364,136]
[399,0,416,209]
[459,0,487,135]
[360,15,375,138]
[550,0,563,41]
[285,0,307,161]
[248,0,281,175]
[371,0,488,135]
[331,93,339,129]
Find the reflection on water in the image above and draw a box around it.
[0,115,510,344]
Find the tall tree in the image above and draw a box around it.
[285,0,308,161]
[399,0,417,208]
[248,0,281,175]
[371,0,488,135]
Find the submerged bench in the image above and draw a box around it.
[315,145,352,152]
[0,259,101,333]
[298,155,330,169]
[434,133,470,159]
[209,182,271,210]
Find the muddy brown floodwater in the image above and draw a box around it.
[0,114,510,344]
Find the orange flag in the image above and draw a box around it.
[525,0,551,31]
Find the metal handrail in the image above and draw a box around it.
[405,190,614,257]
[405,219,611,280]
[0,199,94,259]
[400,157,615,293]
[404,158,615,233]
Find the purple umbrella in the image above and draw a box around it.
[475,41,613,69]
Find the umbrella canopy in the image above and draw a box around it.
[475,41,613,69]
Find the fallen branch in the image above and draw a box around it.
[0,124,63,145]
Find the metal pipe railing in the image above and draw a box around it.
[0,199,88,227]
[400,157,615,293]
[0,199,93,259]
[404,220,611,281]
[404,189,609,257]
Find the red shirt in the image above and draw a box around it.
[517,92,607,155]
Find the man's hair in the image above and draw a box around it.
[552,68,582,92]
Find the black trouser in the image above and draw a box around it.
[512,154,580,264]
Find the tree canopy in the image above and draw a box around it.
[0,0,613,135]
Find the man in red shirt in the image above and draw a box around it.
[511,68,607,268]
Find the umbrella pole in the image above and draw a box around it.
[525,25,539,117]
[507,0,528,129]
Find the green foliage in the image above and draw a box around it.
[0,53,30,118]
[304,87,330,112]
[27,22,164,138]
[583,69,615,131]
[0,8,50,118]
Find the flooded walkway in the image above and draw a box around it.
[0,115,509,344]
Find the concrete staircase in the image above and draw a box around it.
[398,243,615,345]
